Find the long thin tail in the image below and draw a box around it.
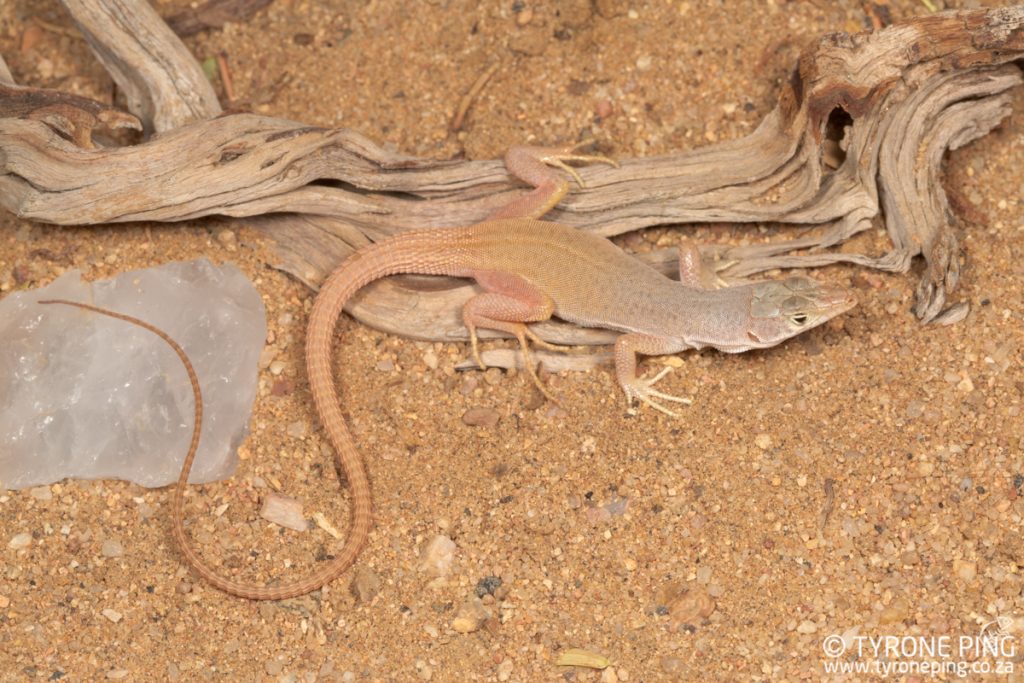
[36,299,221,594]
[38,230,459,600]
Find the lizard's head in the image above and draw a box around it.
[742,276,856,349]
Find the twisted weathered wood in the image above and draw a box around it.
[2,5,1022,329]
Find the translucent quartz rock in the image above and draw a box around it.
[0,259,266,489]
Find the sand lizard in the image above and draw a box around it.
[41,144,855,599]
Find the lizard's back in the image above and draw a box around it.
[452,219,691,334]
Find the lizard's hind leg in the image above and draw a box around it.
[463,270,560,404]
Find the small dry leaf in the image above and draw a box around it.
[312,512,342,539]
[556,648,610,669]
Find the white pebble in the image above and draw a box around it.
[419,535,457,577]
[796,620,817,634]
[29,486,52,500]
[8,533,30,549]
[101,539,124,558]
[260,492,308,532]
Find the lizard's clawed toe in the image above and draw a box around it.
[623,367,692,417]
[539,143,618,189]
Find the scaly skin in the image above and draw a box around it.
[39,145,855,600]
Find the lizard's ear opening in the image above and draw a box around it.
[790,313,809,326]
[747,331,762,343]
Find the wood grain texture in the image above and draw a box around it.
[2,4,1022,331]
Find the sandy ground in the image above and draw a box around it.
[1,0,1023,681]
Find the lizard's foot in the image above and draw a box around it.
[519,349,563,407]
[622,367,692,417]
[467,323,487,371]
[467,326,560,406]
[537,142,619,189]
[523,326,577,354]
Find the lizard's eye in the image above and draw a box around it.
[790,313,808,326]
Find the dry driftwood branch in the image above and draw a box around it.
[62,0,221,133]
[2,5,1022,340]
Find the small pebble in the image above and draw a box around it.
[268,360,286,376]
[422,349,439,370]
[286,420,307,439]
[375,358,395,372]
[668,588,715,627]
[419,535,456,577]
[796,620,817,634]
[258,347,277,370]
[265,657,285,676]
[661,657,684,674]
[29,486,52,500]
[497,659,513,681]
[461,407,501,428]
[101,608,123,623]
[101,539,124,558]
[8,533,31,550]
[754,434,772,450]
[259,492,308,532]
[451,597,490,634]
[349,566,381,604]
[460,374,479,395]
[271,379,294,397]
[475,575,503,597]
[954,559,977,582]
[906,400,924,418]
[216,228,237,251]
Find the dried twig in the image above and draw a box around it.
[450,61,501,132]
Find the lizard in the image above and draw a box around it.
[40,144,856,600]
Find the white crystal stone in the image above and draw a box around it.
[0,259,266,489]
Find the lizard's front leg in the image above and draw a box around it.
[614,333,693,416]
[488,143,617,221]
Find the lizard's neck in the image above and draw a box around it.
[641,281,753,350]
